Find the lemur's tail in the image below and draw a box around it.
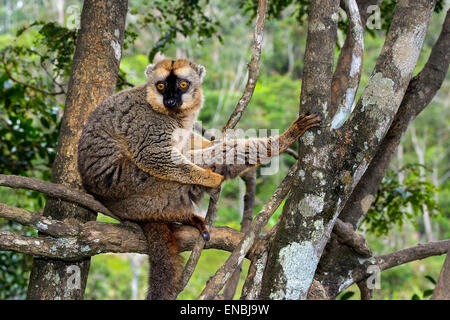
[142,222,182,300]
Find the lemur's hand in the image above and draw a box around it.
[291,112,322,136]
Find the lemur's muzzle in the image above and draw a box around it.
[164,97,178,109]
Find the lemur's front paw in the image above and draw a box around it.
[295,112,322,130]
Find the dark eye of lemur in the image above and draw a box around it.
[156,70,190,110]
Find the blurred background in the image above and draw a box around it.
[0,0,448,300]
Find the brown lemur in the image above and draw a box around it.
[77,59,321,300]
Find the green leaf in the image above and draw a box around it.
[424,275,436,285]
[423,289,434,298]
[339,291,355,300]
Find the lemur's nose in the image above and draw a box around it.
[165,98,177,109]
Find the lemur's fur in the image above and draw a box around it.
[78,59,321,299]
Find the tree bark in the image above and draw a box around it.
[316,8,449,299]
[259,0,436,300]
[26,0,128,300]
[259,0,340,300]
[338,8,449,229]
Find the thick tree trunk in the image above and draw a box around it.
[259,0,340,299]
[316,6,449,300]
[26,0,128,300]
[259,0,436,300]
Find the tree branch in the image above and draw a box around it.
[0,174,120,221]
[222,0,267,132]
[220,169,256,299]
[333,218,371,257]
[0,202,248,260]
[346,240,450,290]
[0,203,79,237]
[339,8,450,228]
[284,148,299,160]
[177,187,221,297]
[330,0,364,128]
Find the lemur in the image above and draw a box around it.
[77,59,321,300]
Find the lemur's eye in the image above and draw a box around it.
[156,82,165,91]
[179,81,189,89]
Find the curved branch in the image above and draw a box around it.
[333,218,371,257]
[222,0,267,132]
[330,0,364,129]
[0,174,120,221]
[346,240,450,290]
[284,148,299,160]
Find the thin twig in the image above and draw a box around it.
[219,169,256,299]
[117,74,135,87]
[222,0,267,132]
[177,187,221,297]
[284,148,299,160]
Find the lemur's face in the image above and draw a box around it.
[146,59,205,115]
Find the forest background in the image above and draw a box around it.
[0,0,448,300]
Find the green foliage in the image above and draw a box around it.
[0,21,76,178]
[16,21,77,77]
[410,275,436,300]
[128,0,221,62]
[363,164,441,236]
[0,20,76,300]
[240,0,445,38]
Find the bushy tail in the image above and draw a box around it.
[142,222,182,300]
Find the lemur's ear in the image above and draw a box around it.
[145,64,155,79]
[196,65,206,83]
